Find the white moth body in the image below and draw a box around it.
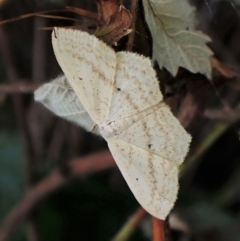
[34,28,191,220]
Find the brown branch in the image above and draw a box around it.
[0,151,115,241]
[0,82,40,93]
[204,103,240,122]
[126,0,138,51]
[152,218,165,241]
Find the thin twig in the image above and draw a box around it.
[204,104,240,122]
[152,218,165,241]
[126,0,138,51]
[111,207,147,241]
[0,8,98,25]
[32,17,47,83]
[0,82,40,93]
[0,151,115,241]
[66,6,98,21]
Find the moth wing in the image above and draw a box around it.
[108,138,179,220]
[52,28,117,124]
[34,75,99,135]
[107,52,163,121]
[107,103,191,219]
[115,104,191,165]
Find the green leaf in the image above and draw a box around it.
[142,0,213,78]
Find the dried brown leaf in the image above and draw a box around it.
[95,0,132,45]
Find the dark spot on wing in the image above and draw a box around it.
[53,29,57,38]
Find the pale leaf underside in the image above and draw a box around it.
[142,0,213,78]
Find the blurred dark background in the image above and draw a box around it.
[0,0,240,240]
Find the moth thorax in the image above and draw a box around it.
[98,122,117,139]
